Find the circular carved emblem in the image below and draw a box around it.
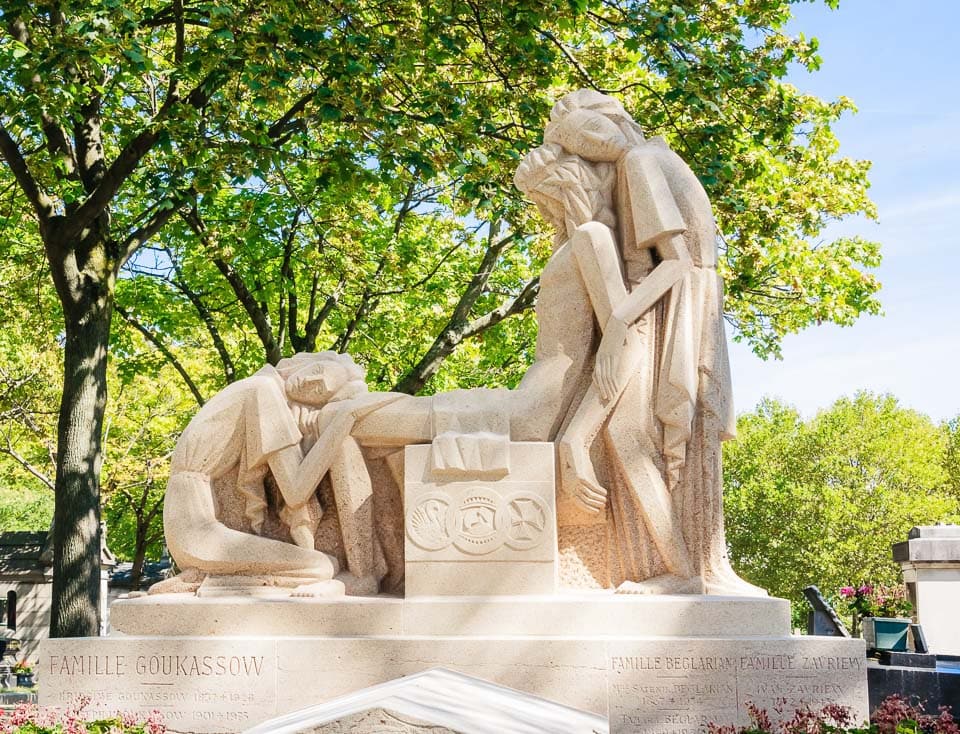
[503,492,550,551]
[406,492,453,551]
[450,490,508,555]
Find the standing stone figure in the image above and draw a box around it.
[540,89,761,594]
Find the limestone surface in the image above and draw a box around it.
[39,631,867,734]
[158,88,760,599]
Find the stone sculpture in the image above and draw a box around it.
[158,89,761,598]
[55,91,871,734]
[157,352,397,596]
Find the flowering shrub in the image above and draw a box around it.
[706,695,957,734]
[838,583,912,636]
[872,695,959,734]
[707,700,865,733]
[0,702,166,734]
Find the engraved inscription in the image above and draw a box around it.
[40,640,277,734]
[608,641,868,734]
[48,654,266,679]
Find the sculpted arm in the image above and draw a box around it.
[593,235,691,400]
[270,391,406,508]
[268,410,355,509]
[570,221,628,328]
[609,235,691,328]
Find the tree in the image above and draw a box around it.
[0,199,59,532]
[724,394,960,624]
[0,0,370,635]
[100,371,195,590]
[1,0,880,634]
[116,1,883,398]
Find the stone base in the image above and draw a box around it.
[41,594,868,734]
[109,592,791,638]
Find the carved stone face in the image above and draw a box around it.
[285,361,365,406]
[545,108,628,162]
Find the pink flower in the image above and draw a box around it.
[839,586,855,597]
[859,584,873,594]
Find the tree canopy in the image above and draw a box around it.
[1,0,881,633]
[724,394,960,625]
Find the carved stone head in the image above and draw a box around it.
[544,89,644,162]
[278,352,366,406]
[515,143,616,244]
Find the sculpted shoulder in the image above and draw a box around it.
[640,137,718,268]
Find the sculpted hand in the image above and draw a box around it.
[297,409,326,441]
[594,317,628,401]
[558,440,607,515]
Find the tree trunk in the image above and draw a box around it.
[130,534,147,592]
[50,289,112,638]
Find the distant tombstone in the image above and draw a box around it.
[894,524,960,654]
[911,623,929,654]
[804,585,850,637]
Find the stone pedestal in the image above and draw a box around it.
[894,524,960,654]
[404,443,557,596]
[40,594,868,734]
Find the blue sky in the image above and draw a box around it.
[728,0,960,422]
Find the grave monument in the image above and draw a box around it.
[40,90,868,733]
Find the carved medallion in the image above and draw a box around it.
[451,491,508,555]
[504,492,549,551]
[406,492,453,551]
[406,485,552,556]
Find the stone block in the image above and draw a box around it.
[110,595,403,637]
[111,592,791,639]
[894,525,960,654]
[403,442,557,596]
[608,637,869,733]
[40,615,867,734]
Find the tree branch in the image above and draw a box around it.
[0,439,55,491]
[0,122,54,221]
[60,68,227,243]
[117,199,183,268]
[392,226,522,394]
[267,89,318,141]
[182,207,281,364]
[302,278,344,352]
[535,27,601,90]
[277,208,303,353]
[115,305,206,406]
[165,248,237,383]
[462,275,540,339]
[74,96,106,194]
